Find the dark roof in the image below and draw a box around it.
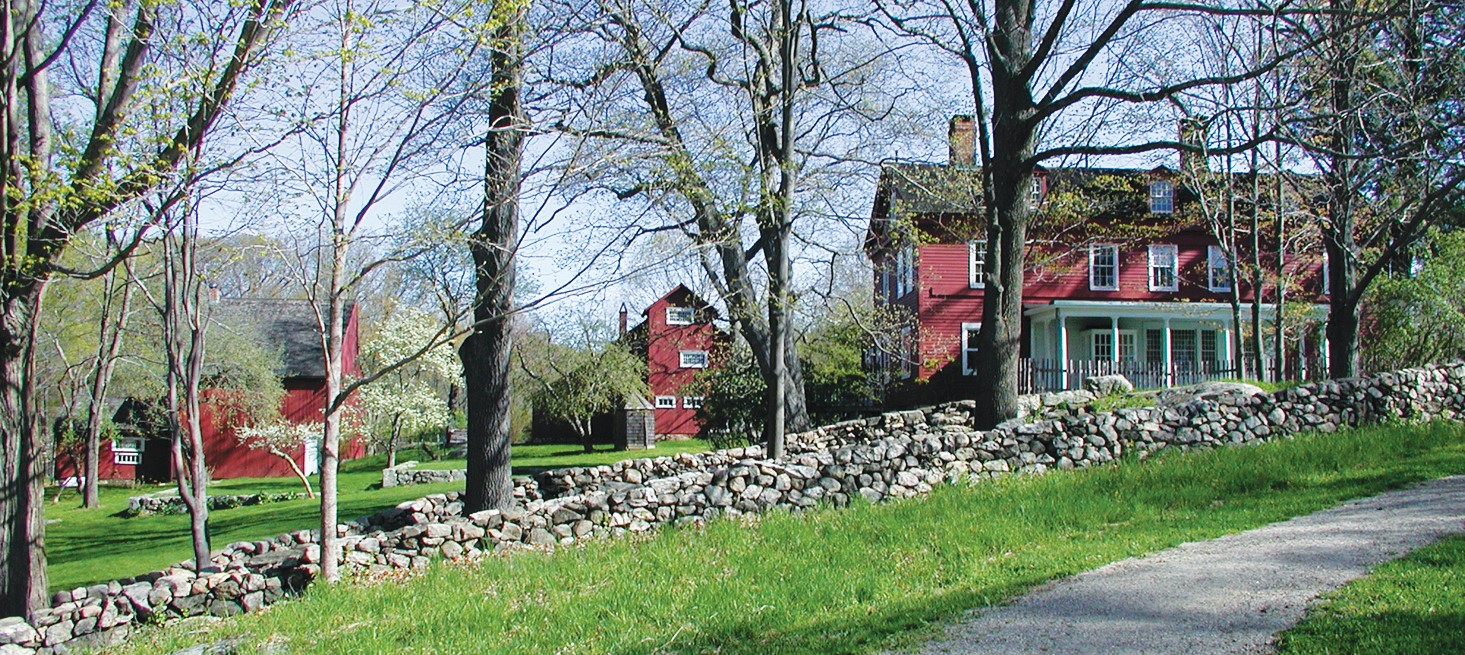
[641,284,719,318]
[209,299,350,379]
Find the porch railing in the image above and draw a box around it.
[1017,355,1326,394]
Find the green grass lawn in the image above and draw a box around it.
[409,439,713,473]
[44,440,710,591]
[112,421,1465,655]
[1273,535,1465,655]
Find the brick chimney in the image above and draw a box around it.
[948,115,976,167]
[1179,117,1207,173]
[618,302,629,336]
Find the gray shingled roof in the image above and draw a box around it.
[208,298,347,379]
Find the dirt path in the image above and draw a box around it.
[895,475,1465,655]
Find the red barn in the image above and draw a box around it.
[59,298,364,483]
[867,117,1330,403]
[625,285,722,439]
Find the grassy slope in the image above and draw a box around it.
[114,421,1465,655]
[1273,535,1465,655]
[44,441,710,591]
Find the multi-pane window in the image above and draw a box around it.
[654,396,677,409]
[1089,244,1119,291]
[679,350,709,369]
[1172,330,1198,364]
[968,240,987,289]
[1149,181,1175,213]
[1031,177,1044,207]
[961,323,981,375]
[1200,330,1219,362]
[1118,332,1137,361]
[682,396,705,409]
[893,246,916,297]
[1208,246,1232,292]
[1092,332,1113,360]
[665,307,695,325]
[1145,329,1163,362]
[1148,245,1178,292]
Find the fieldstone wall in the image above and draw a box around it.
[381,462,466,488]
[5,364,1462,654]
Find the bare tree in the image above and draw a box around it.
[1288,0,1465,377]
[550,0,908,455]
[0,0,296,615]
[462,0,526,513]
[267,0,496,579]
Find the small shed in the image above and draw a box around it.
[614,396,656,450]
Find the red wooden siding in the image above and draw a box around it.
[644,288,718,437]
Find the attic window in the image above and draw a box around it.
[666,307,695,325]
[679,350,709,369]
[1149,181,1175,214]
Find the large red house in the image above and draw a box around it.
[623,285,722,439]
[867,117,1329,401]
[59,298,364,483]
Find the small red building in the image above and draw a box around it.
[59,298,364,483]
[624,285,722,439]
[867,117,1330,401]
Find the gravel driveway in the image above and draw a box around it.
[895,475,1465,655]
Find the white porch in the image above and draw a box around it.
[1020,300,1325,392]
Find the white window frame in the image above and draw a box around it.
[961,323,982,375]
[679,350,709,369]
[1321,259,1330,296]
[1208,245,1232,292]
[665,306,694,326]
[1149,180,1175,214]
[1031,177,1043,207]
[967,240,986,289]
[1089,244,1119,291]
[654,396,677,409]
[112,437,143,466]
[1147,244,1179,292]
[682,396,704,409]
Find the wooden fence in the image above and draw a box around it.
[1017,356,1326,393]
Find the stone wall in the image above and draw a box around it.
[5,364,1462,654]
[381,462,466,488]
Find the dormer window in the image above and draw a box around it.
[1149,180,1175,214]
[666,306,695,326]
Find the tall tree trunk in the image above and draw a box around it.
[0,283,49,618]
[1323,0,1361,379]
[318,262,346,582]
[971,0,1036,429]
[83,272,132,508]
[462,0,523,513]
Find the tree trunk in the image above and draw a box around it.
[971,0,1037,429]
[462,0,523,513]
[1323,0,1361,379]
[0,283,50,617]
[318,287,345,582]
[83,273,132,508]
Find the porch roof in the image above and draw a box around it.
[1023,300,1325,322]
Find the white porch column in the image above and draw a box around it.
[1110,316,1120,363]
[1056,310,1068,390]
[1299,326,1308,379]
[1223,325,1234,367]
[1162,317,1173,387]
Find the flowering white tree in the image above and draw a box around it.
[359,308,461,468]
[237,422,322,498]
